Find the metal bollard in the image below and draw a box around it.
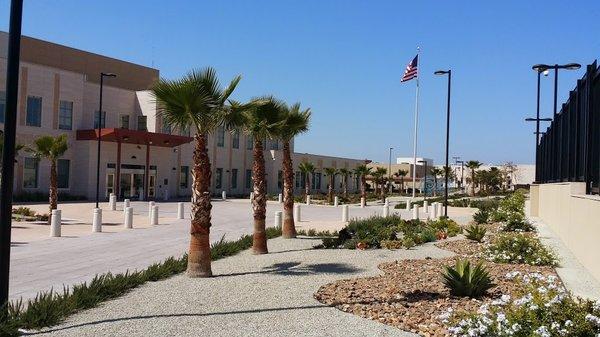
[124,207,133,229]
[278,193,283,203]
[151,205,159,225]
[294,204,301,222]
[109,194,117,211]
[50,209,61,237]
[92,208,102,232]
[360,197,366,208]
[148,201,155,218]
[222,190,227,201]
[177,202,184,219]
[306,195,311,205]
[274,211,282,228]
[334,196,339,207]
[383,205,389,217]
[412,205,420,220]
[342,205,349,222]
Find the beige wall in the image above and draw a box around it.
[530,182,600,281]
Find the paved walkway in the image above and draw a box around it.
[28,237,456,337]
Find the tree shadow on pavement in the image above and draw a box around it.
[217,261,362,277]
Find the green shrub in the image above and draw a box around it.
[485,233,558,266]
[472,209,489,224]
[419,227,437,243]
[465,224,487,243]
[402,236,416,249]
[501,213,536,232]
[380,240,403,249]
[442,259,494,298]
[490,191,525,223]
[321,237,341,249]
[428,217,462,237]
[12,207,36,217]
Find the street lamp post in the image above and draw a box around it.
[435,69,452,217]
[0,0,24,311]
[388,147,393,193]
[456,160,465,192]
[95,72,117,208]
[418,160,428,201]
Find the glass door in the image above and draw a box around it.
[132,173,144,200]
[120,173,132,198]
[149,175,156,198]
[106,173,115,197]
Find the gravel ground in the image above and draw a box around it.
[25,238,455,337]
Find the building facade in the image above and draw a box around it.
[0,32,365,200]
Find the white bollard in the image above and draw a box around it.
[124,207,133,229]
[50,209,61,237]
[384,198,389,207]
[92,208,102,232]
[383,205,389,217]
[437,203,443,218]
[360,197,366,208]
[278,193,283,203]
[148,201,155,218]
[334,196,339,207]
[151,205,159,225]
[412,205,420,220]
[274,211,282,228]
[123,199,130,213]
[109,194,117,211]
[406,199,412,210]
[342,205,349,222]
[250,192,254,202]
[423,200,429,213]
[306,195,311,205]
[177,202,184,219]
[222,190,226,201]
[431,204,437,219]
[294,204,301,222]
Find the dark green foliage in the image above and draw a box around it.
[428,217,462,237]
[0,226,283,333]
[472,209,489,224]
[465,224,487,242]
[442,259,494,297]
[501,213,536,232]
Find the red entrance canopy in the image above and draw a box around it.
[76,128,193,147]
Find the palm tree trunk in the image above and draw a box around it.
[281,141,295,238]
[305,173,310,202]
[360,176,366,199]
[470,169,476,196]
[188,134,213,277]
[343,176,348,198]
[48,159,58,225]
[380,182,385,202]
[252,138,268,254]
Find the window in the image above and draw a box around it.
[23,157,39,188]
[120,115,130,129]
[26,96,42,127]
[295,171,301,188]
[57,159,70,188]
[58,100,73,130]
[278,170,283,189]
[215,168,223,189]
[137,116,147,131]
[312,172,322,190]
[162,121,171,134]
[0,91,5,123]
[271,140,279,150]
[180,166,189,188]
[246,136,253,150]
[232,130,240,149]
[216,126,225,147]
[245,169,252,189]
[94,110,106,128]
[231,168,238,189]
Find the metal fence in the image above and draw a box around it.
[537,61,600,194]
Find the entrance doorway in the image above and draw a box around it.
[106,165,156,200]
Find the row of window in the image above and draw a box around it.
[23,158,70,189]
[215,126,280,150]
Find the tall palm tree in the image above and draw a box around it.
[353,165,372,200]
[465,160,482,196]
[229,96,283,254]
[323,167,337,204]
[430,167,444,196]
[274,102,310,239]
[27,134,68,223]
[394,169,408,194]
[298,161,315,200]
[372,167,387,201]
[152,67,241,277]
[338,168,351,198]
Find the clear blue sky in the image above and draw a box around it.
[2,0,599,164]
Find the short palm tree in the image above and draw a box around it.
[152,67,241,277]
[430,167,444,196]
[353,165,372,200]
[298,161,315,200]
[372,167,387,201]
[274,102,310,238]
[338,168,351,198]
[27,134,68,223]
[323,167,338,204]
[465,160,482,196]
[394,169,408,194]
[229,96,283,254]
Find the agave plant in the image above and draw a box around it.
[472,209,489,224]
[442,259,494,297]
[465,224,487,242]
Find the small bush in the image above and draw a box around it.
[485,233,558,266]
[465,224,487,243]
[472,209,489,224]
[380,240,403,249]
[490,191,525,223]
[402,236,416,249]
[501,213,536,232]
[321,237,341,249]
[419,227,437,243]
[428,217,462,237]
[442,259,494,298]
[12,207,36,216]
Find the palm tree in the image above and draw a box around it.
[274,102,310,239]
[229,96,283,254]
[465,160,482,196]
[338,168,351,198]
[27,134,68,223]
[323,167,338,204]
[372,167,387,201]
[353,165,372,200]
[152,67,241,277]
[394,169,408,193]
[298,161,315,200]
[429,167,444,196]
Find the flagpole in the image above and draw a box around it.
[411,47,420,199]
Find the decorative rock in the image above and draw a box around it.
[92,208,102,233]
[124,207,133,229]
[50,209,61,237]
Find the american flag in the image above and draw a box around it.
[401,55,418,82]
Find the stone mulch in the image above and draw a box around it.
[434,240,483,257]
[314,256,558,336]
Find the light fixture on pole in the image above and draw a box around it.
[95,72,117,208]
[434,69,452,217]
[388,147,393,193]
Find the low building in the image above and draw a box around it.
[0,32,365,200]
